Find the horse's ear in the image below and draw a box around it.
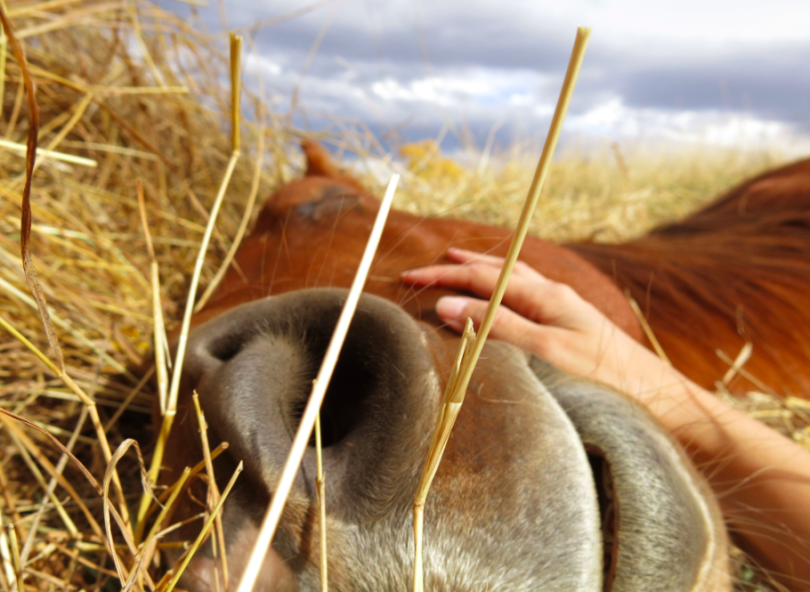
[301,139,368,192]
[302,139,342,178]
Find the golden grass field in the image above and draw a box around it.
[396,139,789,243]
[0,1,805,591]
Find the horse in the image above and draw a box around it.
[153,140,796,591]
[571,157,810,397]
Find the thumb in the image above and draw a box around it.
[436,296,550,354]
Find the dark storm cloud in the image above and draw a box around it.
[159,0,579,77]
[609,48,810,127]
[250,17,575,73]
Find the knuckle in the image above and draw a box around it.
[551,282,576,301]
[467,299,486,316]
[492,306,513,329]
[469,262,497,281]
[529,337,548,358]
[514,261,532,274]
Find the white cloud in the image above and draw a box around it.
[569,97,810,154]
[546,0,809,44]
[244,54,282,77]
[168,0,810,151]
[370,71,531,106]
[365,0,810,45]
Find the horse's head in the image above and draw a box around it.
[159,142,729,591]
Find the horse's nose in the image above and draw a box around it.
[182,288,439,517]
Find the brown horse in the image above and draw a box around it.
[153,141,776,591]
[572,158,810,397]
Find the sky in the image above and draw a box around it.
[162,0,810,154]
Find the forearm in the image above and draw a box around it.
[630,366,810,589]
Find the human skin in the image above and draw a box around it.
[402,247,810,591]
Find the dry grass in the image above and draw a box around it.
[0,1,803,591]
[394,138,789,243]
[0,1,282,589]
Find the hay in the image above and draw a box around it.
[0,1,284,588]
[0,1,804,591]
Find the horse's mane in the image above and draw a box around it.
[570,158,810,395]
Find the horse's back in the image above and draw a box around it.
[572,157,810,396]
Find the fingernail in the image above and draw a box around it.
[436,296,467,320]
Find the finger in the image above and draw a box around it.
[404,263,557,323]
[446,248,548,281]
[445,248,535,279]
[402,264,507,304]
[436,296,557,359]
[445,248,504,267]
[401,264,498,293]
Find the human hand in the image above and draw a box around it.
[401,247,670,399]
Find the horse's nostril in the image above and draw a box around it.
[288,328,377,448]
[183,288,439,516]
[209,334,246,363]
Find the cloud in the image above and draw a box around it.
[160,0,810,152]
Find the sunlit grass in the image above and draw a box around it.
[393,139,790,243]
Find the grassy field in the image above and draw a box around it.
[393,138,789,243]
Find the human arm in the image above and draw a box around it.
[402,247,810,589]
